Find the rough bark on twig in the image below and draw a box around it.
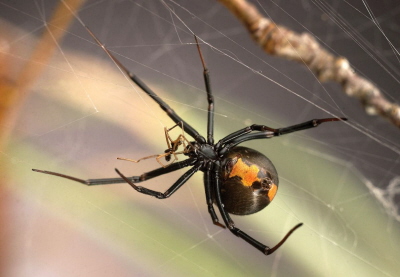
[217,0,400,129]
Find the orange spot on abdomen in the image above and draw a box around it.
[229,158,260,187]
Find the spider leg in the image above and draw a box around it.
[218,117,347,155]
[204,161,225,229]
[117,154,160,164]
[32,158,196,186]
[195,36,214,145]
[215,124,272,150]
[115,162,202,199]
[129,75,205,144]
[84,26,206,144]
[267,117,347,135]
[212,161,302,255]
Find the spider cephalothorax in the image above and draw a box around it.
[33,30,347,255]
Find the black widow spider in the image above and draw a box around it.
[33,27,347,255]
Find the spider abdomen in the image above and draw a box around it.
[220,146,279,215]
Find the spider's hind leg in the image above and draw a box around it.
[204,162,226,229]
[211,161,302,255]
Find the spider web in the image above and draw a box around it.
[1,0,399,276]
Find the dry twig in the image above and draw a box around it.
[217,0,400,128]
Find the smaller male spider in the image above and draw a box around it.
[33,27,347,255]
[117,122,194,168]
